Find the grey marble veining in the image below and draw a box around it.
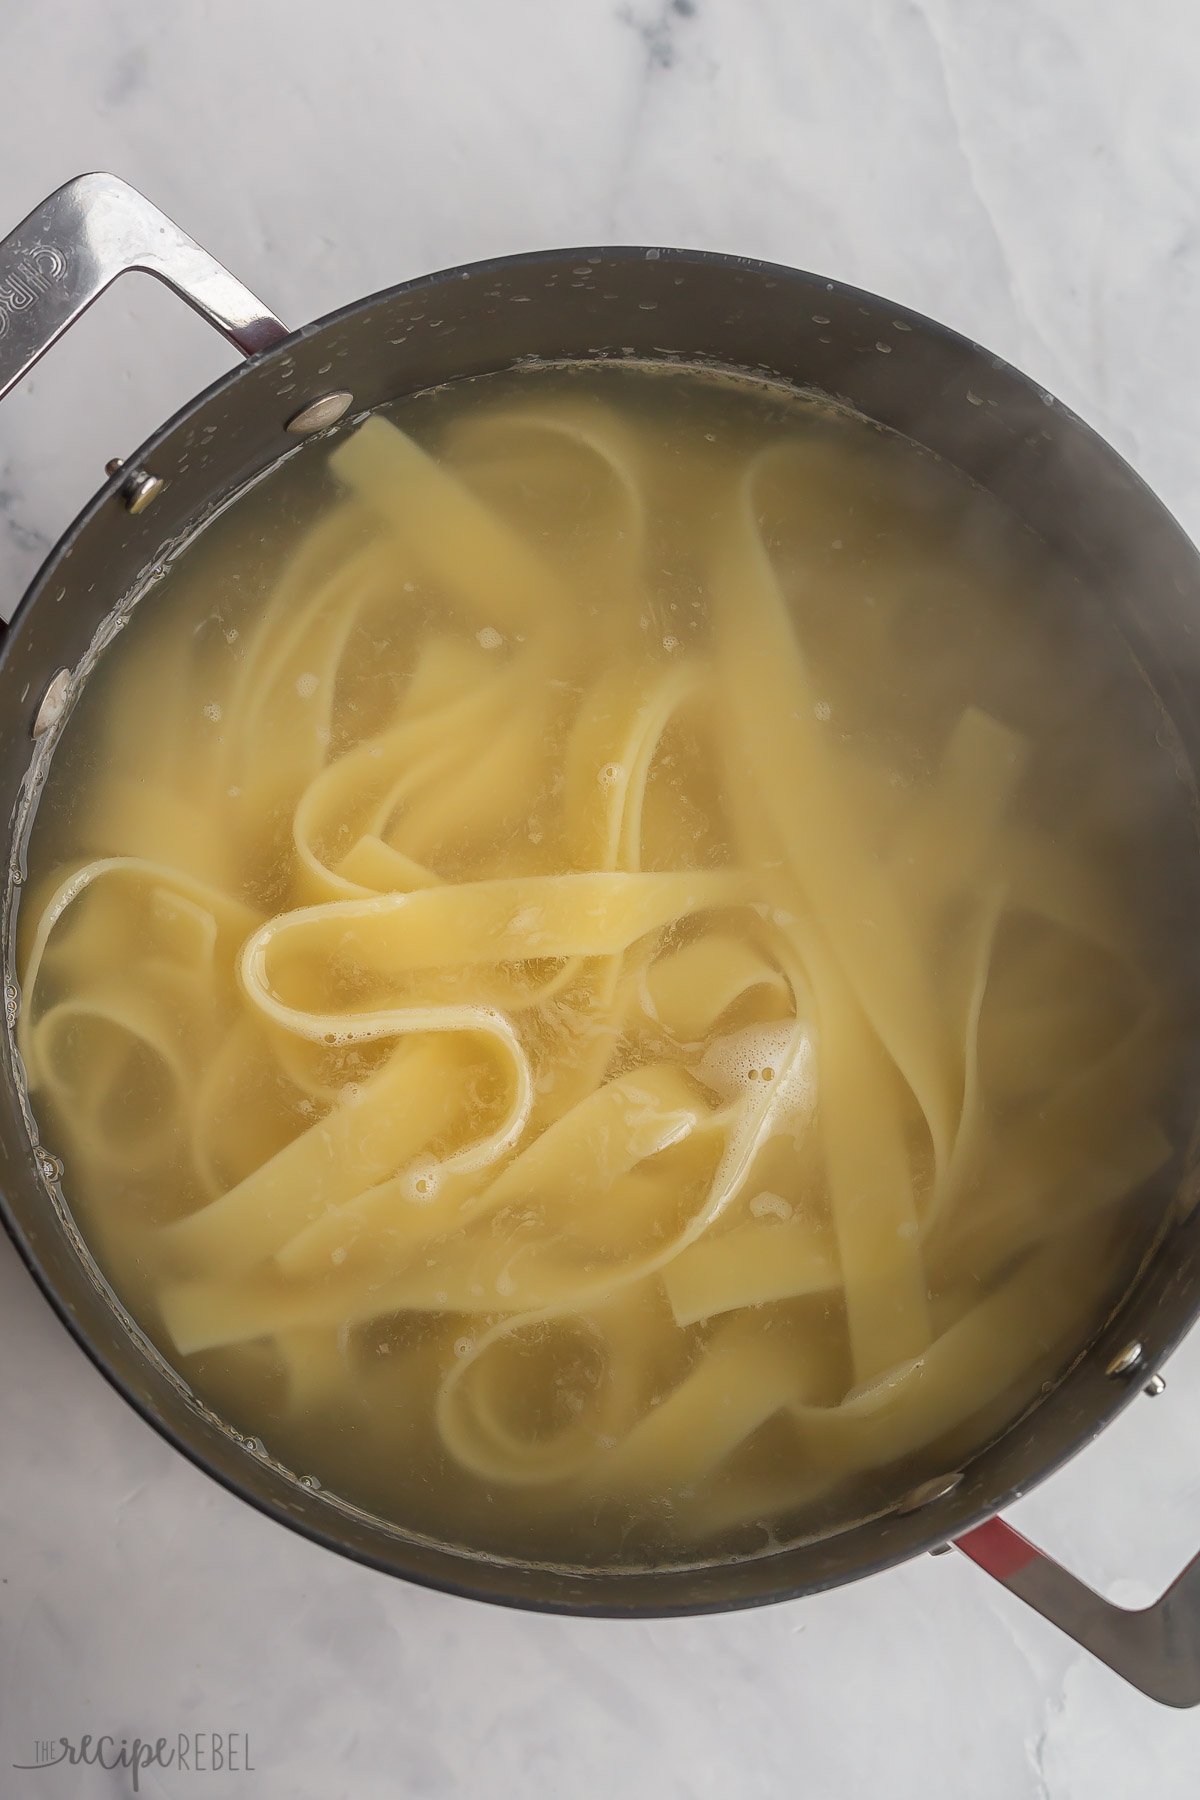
[3,2,1200,1794]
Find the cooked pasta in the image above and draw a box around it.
[14,364,1185,1564]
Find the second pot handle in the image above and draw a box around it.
[956,1518,1200,1707]
[0,171,290,402]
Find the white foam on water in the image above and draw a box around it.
[695,1021,814,1113]
[749,1191,793,1220]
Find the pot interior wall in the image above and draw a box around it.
[2,247,1199,1612]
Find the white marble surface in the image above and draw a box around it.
[3,1,1200,1793]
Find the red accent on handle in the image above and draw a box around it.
[955,1517,1040,1579]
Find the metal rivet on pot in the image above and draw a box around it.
[124,470,166,514]
[1143,1372,1167,1397]
[896,1472,963,1514]
[928,1543,953,1557]
[106,458,166,514]
[32,669,71,739]
[1106,1341,1145,1379]
[285,391,354,436]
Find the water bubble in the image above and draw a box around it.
[295,672,319,699]
[476,626,503,650]
[403,1158,440,1204]
[453,1336,473,1358]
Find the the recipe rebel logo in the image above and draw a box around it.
[12,1732,256,1788]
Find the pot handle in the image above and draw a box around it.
[955,1518,1200,1707]
[0,171,289,401]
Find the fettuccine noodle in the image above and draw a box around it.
[16,366,1177,1561]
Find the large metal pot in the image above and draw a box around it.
[2,174,1198,1703]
